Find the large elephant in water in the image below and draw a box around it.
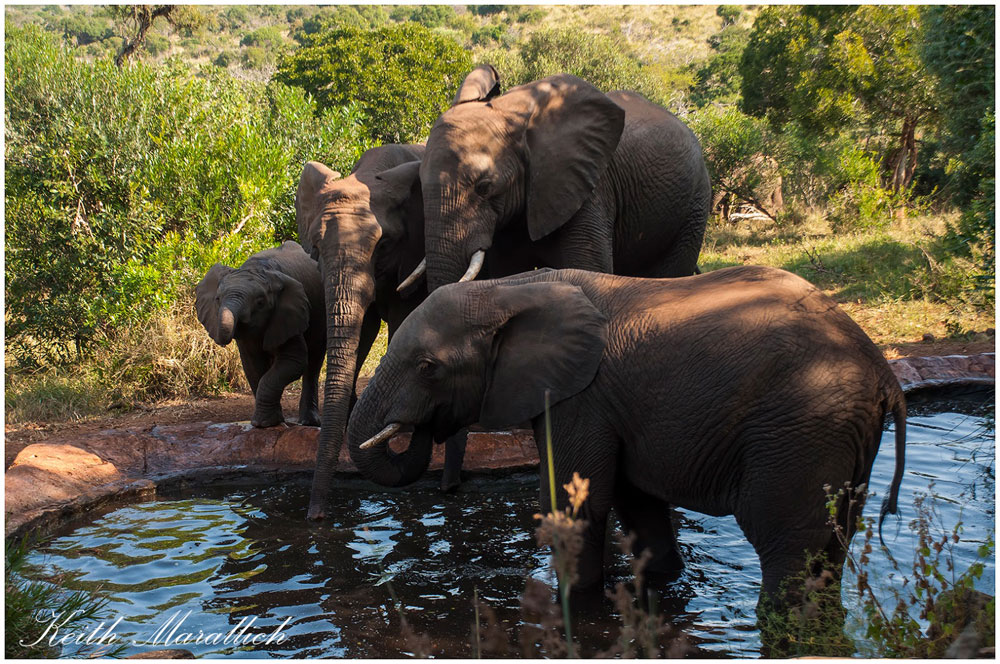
[296,144,459,520]
[347,266,907,610]
[410,65,712,292]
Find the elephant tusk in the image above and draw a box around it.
[458,250,485,283]
[359,422,402,450]
[396,259,427,292]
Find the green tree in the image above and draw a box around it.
[275,23,472,143]
[691,24,750,107]
[920,5,995,292]
[512,28,662,103]
[391,5,456,29]
[291,5,389,44]
[740,6,936,194]
[110,5,204,68]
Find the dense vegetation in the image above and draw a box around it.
[4,5,994,423]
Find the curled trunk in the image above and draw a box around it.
[347,374,434,487]
[217,302,238,346]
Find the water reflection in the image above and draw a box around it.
[21,401,994,658]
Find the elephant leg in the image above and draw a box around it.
[639,214,707,278]
[252,335,308,428]
[541,202,614,273]
[439,430,467,492]
[614,481,685,583]
[297,340,324,427]
[533,412,619,597]
[350,306,382,410]
[737,487,843,615]
[236,339,271,397]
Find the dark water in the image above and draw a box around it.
[20,399,995,658]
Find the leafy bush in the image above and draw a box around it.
[241,45,274,70]
[391,5,456,29]
[469,6,512,17]
[471,23,507,46]
[55,13,113,46]
[145,32,169,57]
[291,5,389,43]
[689,105,785,218]
[240,25,287,51]
[5,25,371,369]
[275,22,472,143]
[512,28,664,103]
[828,147,912,232]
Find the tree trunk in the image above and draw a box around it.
[115,5,173,69]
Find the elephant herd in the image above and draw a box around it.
[195,66,905,613]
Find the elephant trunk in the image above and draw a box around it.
[306,267,375,521]
[423,185,484,292]
[347,373,434,487]
[216,300,239,346]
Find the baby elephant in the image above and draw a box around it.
[347,266,906,609]
[195,240,325,428]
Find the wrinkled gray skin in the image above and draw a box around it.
[347,266,907,610]
[195,241,325,428]
[295,145,466,521]
[419,65,712,292]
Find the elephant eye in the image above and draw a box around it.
[474,178,492,197]
[416,358,438,379]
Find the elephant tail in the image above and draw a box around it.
[877,394,907,547]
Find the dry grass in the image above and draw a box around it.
[700,212,995,345]
[5,297,246,426]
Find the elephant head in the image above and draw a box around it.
[347,273,608,485]
[295,147,426,519]
[418,66,626,291]
[195,261,310,350]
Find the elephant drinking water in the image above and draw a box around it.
[346,266,907,612]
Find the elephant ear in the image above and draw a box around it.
[479,281,608,429]
[522,75,626,242]
[263,271,311,352]
[374,160,426,285]
[195,263,236,345]
[296,161,341,256]
[452,64,501,105]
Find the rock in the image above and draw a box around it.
[923,332,936,342]
[6,444,121,520]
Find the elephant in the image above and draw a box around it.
[346,265,907,611]
[195,240,325,428]
[415,65,712,293]
[295,144,468,521]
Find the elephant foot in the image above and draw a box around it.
[297,408,321,427]
[251,409,285,428]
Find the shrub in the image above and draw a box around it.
[392,5,456,29]
[275,22,472,143]
[827,147,911,232]
[512,28,663,103]
[241,45,274,70]
[240,25,287,51]
[689,105,786,218]
[471,23,507,46]
[5,25,371,369]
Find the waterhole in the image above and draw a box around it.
[19,398,994,657]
